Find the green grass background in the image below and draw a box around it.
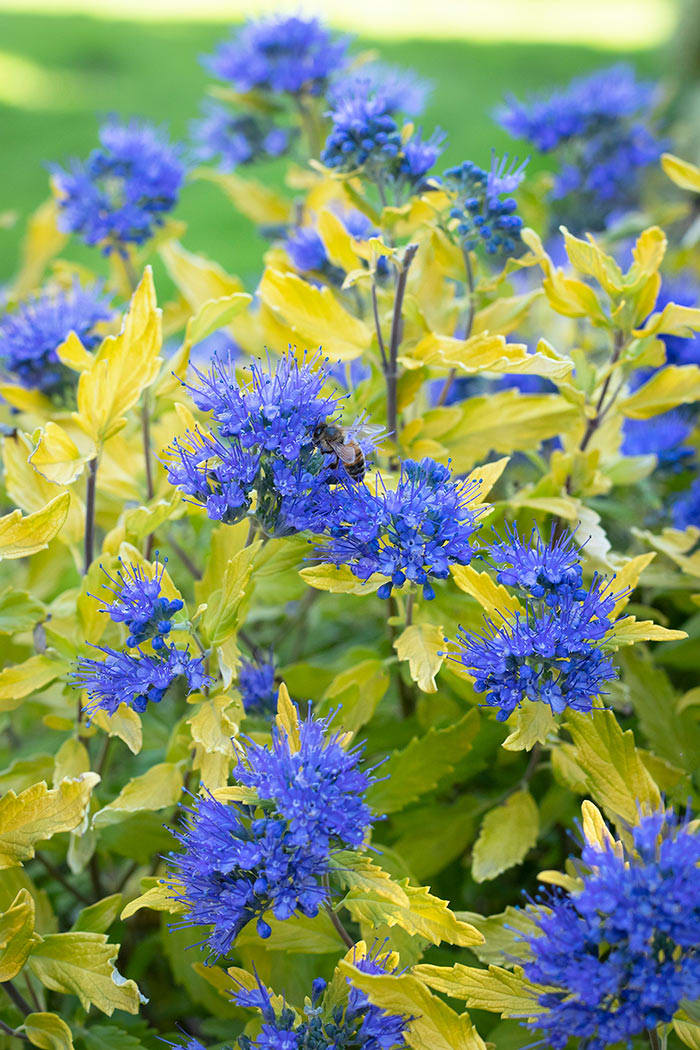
[0,11,668,285]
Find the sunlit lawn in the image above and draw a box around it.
[0,9,666,285]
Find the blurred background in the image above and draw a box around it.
[0,0,697,283]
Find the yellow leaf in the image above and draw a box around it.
[13,198,68,299]
[55,331,94,373]
[188,695,239,756]
[339,964,488,1050]
[559,226,624,294]
[0,654,63,711]
[0,775,99,868]
[609,552,655,616]
[0,384,54,417]
[619,365,700,419]
[630,226,667,277]
[661,152,700,193]
[28,932,142,1016]
[0,889,41,981]
[674,1014,700,1050]
[276,683,300,752]
[393,623,444,693]
[260,268,372,361]
[23,1013,74,1050]
[450,565,523,620]
[606,615,687,646]
[160,240,244,311]
[3,433,83,543]
[29,422,92,486]
[465,457,509,504]
[634,301,700,339]
[90,705,142,756]
[394,881,483,947]
[502,701,557,752]
[472,790,539,882]
[0,493,70,561]
[300,563,384,595]
[317,209,362,272]
[121,877,184,920]
[198,169,292,225]
[408,332,572,381]
[92,763,183,829]
[580,800,618,854]
[75,267,162,443]
[415,961,545,1018]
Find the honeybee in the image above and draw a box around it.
[312,419,384,481]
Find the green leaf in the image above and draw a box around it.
[79,1025,144,1050]
[28,932,143,1015]
[92,763,183,829]
[0,888,41,980]
[0,775,99,868]
[0,654,64,712]
[23,1013,74,1050]
[393,623,445,693]
[456,908,538,966]
[202,543,260,646]
[471,790,539,883]
[299,563,383,595]
[320,660,390,733]
[565,709,661,825]
[415,962,545,1018]
[120,878,183,921]
[367,710,480,815]
[330,851,410,929]
[338,963,487,1050]
[0,588,45,635]
[236,911,344,954]
[72,895,123,935]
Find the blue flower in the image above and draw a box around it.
[673,477,700,529]
[449,526,621,720]
[71,644,208,717]
[192,101,290,171]
[322,91,403,175]
[0,280,112,393]
[329,63,432,117]
[168,707,374,958]
[204,15,349,96]
[400,129,446,186]
[163,427,260,524]
[285,226,329,273]
[238,658,277,717]
[621,411,695,469]
[497,65,661,232]
[316,457,483,601]
[92,554,183,649]
[520,808,700,1050]
[445,153,527,257]
[52,118,185,251]
[232,949,410,1048]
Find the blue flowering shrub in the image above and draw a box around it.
[0,16,699,1050]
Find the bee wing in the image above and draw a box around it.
[331,438,359,465]
[352,423,386,443]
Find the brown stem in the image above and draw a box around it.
[647,1028,662,1050]
[321,876,354,948]
[371,281,388,372]
[3,981,32,1017]
[386,243,419,446]
[0,1018,29,1042]
[405,591,414,628]
[34,852,91,906]
[436,247,475,408]
[168,536,202,580]
[88,855,104,900]
[579,329,625,453]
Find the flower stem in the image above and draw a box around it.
[3,981,32,1017]
[579,329,625,453]
[386,243,419,450]
[0,1018,29,1042]
[436,247,475,407]
[322,875,354,948]
[34,851,91,906]
[84,457,98,574]
[647,1028,663,1050]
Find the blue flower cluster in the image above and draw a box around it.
[169,707,373,957]
[621,411,695,470]
[315,458,483,601]
[204,14,349,97]
[444,153,527,257]
[230,950,409,1049]
[328,62,431,118]
[164,352,380,536]
[72,557,205,716]
[52,118,185,251]
[497,65,661,232]
[322,79,444,192]
[72,643,208,718]
[192,102,291,171]
[284,209,381,279]
[0,280,112,394]
[238,657,277,717]
[93,554,184,649]
[673,477,700,530]
[450,525,620,720]
[520,808,700,1050]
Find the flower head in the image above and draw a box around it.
[192,101,290,171]
[238,658,277,717]
[445,153,527,257]
[162,427,260,524]
[673,477,700,530]
[0,280,112,393]
[52,118,185,251]
[329,62,431,117]
[316,457,483,601]
[520,808,700,1050]
[71,644,208,717]
[449,526,621,720]
[233,951,410,1048]
[400,128,446,186]
[168,707,374,958]
[621,410,694,469]
[322,91,403,175]
[285,226,329,273]
[204,15,349,96]
[92,554,183,649]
